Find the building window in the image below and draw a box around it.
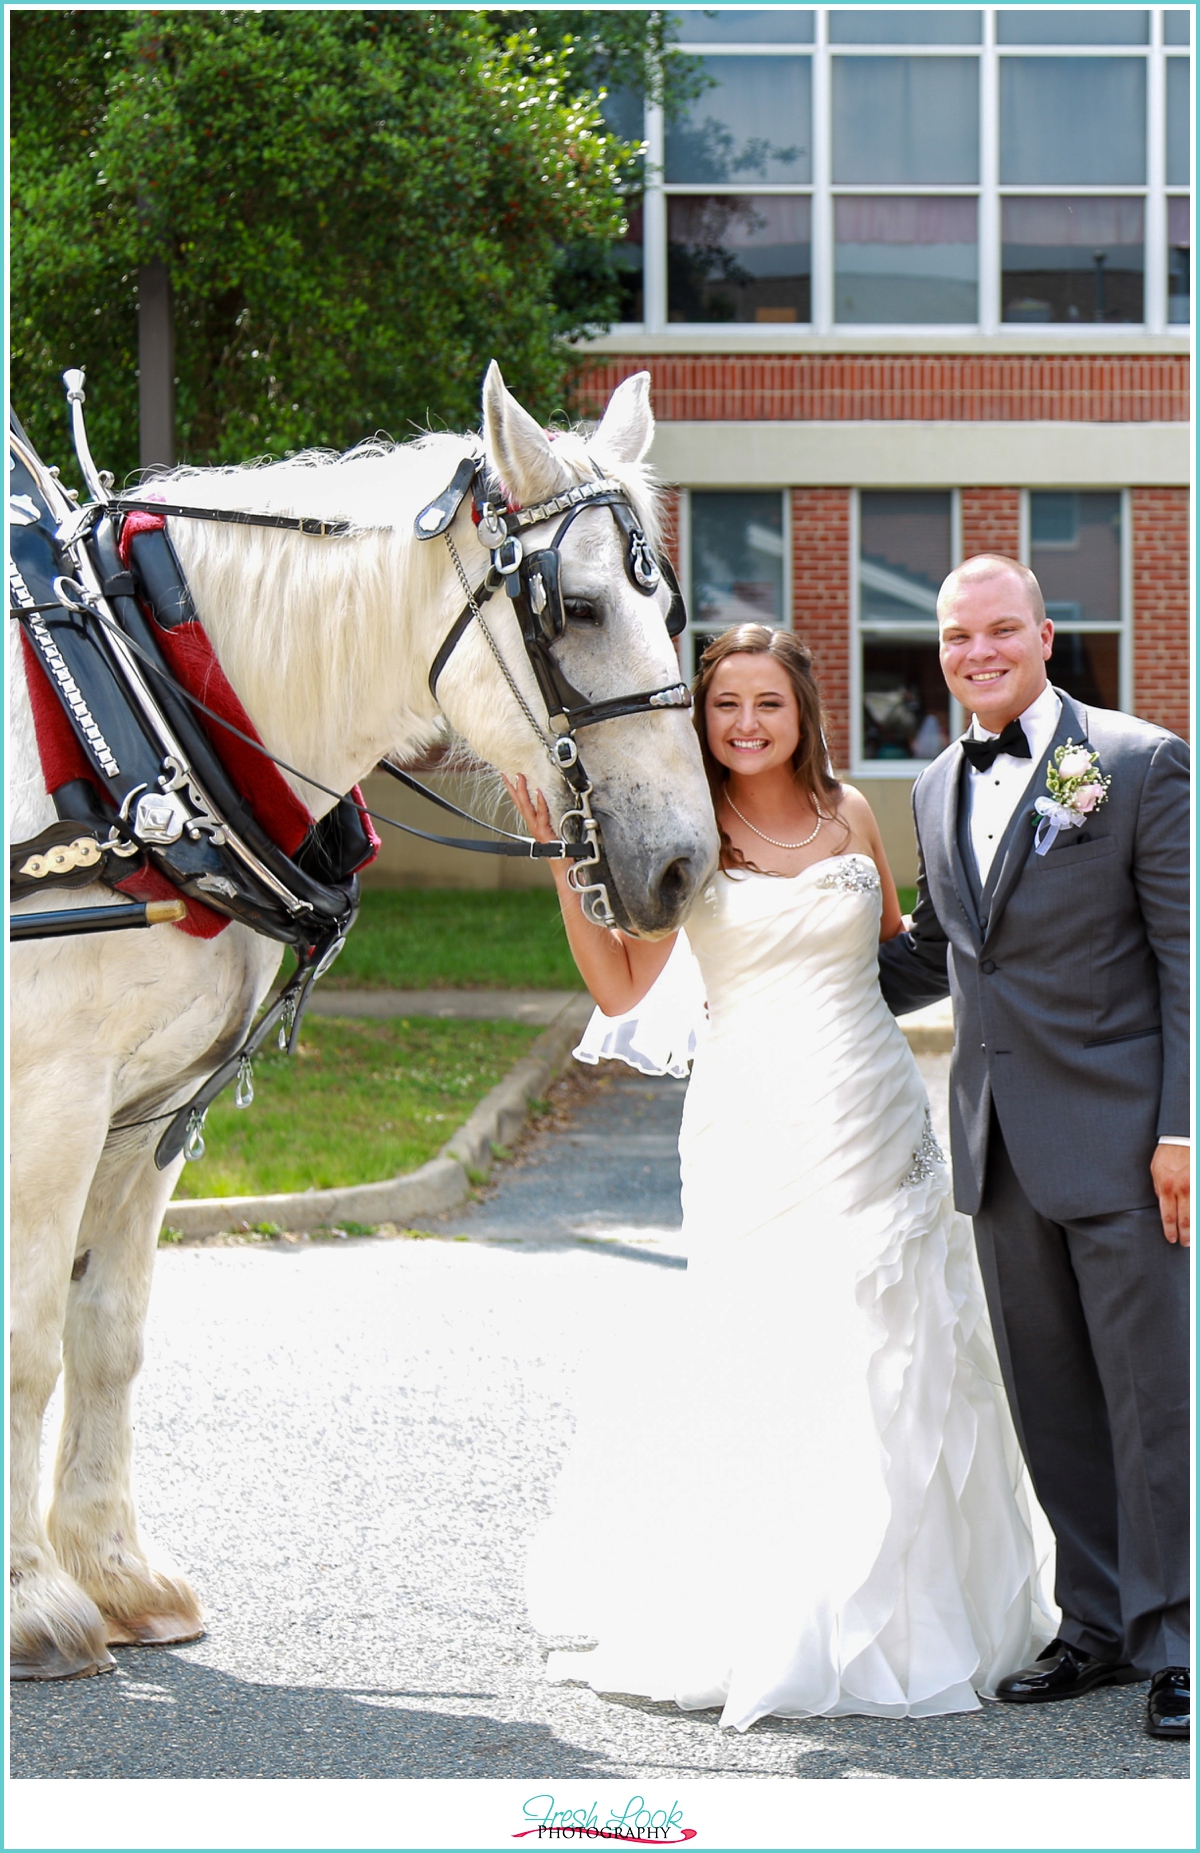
[836,195,978,324]
[668,194,811,323]
[620,7,1188,334]
[1001,197,1144,324]
[855,491,958,769]
[1026,491,1128,711]
[1167,196,1190,324]
[999,57,1147,184]
[682,490,788,678]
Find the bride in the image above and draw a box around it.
[506,623,1054,1731]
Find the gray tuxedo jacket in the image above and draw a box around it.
[878,689,1190,1222]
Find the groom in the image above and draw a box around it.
[878,554,1190,1742]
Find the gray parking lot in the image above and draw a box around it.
[11,1062,1186,1800]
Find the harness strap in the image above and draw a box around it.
[113,499,352,538]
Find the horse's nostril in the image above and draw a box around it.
[653,855,694,919]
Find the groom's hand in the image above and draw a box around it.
[1151,1143,1191,1247]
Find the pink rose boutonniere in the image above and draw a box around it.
[1031,740,1111,856]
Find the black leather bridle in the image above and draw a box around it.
[413,455,691,928]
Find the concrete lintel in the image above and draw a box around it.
[581,328,1191,359]
[648,421,1191,488]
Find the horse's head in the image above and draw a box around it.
[432,365,719,937]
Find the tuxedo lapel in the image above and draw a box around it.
[982,687,1089,942]
[944,748,982,942]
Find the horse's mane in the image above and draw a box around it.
[147,425,661,798]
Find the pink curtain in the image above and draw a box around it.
[668,194,811,248]
[1168,196,1191,246]
[834,196,977,244]
[1002,196,1145,245]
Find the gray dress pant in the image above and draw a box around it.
[971,1112,1190,1674]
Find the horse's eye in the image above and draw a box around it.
[563,598,600,626]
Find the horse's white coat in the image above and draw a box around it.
[8,367,718,1678]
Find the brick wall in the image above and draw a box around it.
[580,354,1188,423]
[791,488,852,768]
[960,487,1021,561]
[1132,487,1191,742]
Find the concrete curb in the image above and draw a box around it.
[165,995,595,1240]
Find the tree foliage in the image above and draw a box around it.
[11,8,689,479]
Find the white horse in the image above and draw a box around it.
[9,363,719,1680]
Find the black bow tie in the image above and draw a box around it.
[961,718,1032,773]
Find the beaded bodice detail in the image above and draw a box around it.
[815,858,881,896]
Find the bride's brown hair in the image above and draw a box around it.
[693,625,844,875]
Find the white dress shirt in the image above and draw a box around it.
[966,682,1061,886]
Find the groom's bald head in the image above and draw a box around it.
[937,555,1046,627]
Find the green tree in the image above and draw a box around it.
[11,8,691,479]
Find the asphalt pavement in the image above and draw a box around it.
[11,1058,1187,1792]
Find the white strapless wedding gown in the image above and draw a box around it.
[527,854,1056,1731]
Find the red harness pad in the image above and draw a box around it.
[19,510,375,937]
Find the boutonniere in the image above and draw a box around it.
[1031,741,1111,856]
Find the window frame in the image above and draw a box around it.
[1019,486,1133,712]
[850,487,965,778]
[623,7,1189,336]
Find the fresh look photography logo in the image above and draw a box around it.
[514,1794,696,1844]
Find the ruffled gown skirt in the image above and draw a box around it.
[527,857,1055,1730]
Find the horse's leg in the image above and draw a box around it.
[47,1136,203,1648]
[10,1103,116,1680]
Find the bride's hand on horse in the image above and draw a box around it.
[503,774,677,1015]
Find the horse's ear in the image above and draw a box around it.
[482,361,570,505]
[590,371,655,470]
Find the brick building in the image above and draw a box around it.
[574,3,1192,882]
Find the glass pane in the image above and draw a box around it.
[600,84,645,146]
[997,10,1148,44]
[1164,12,1191,46]
[1002,197,1144,323]
[859,492,953,762]
[671,10,815,44]
[1046,633,1121,710]
[835,196,977,324]
[1030,491,1122,628]
[690,492,785,648]
[859,491,952,623]
[1000,58,1146,184]
[1167,59,1191,188]
[832,56,979,183]
[1168,196,1190,324]
[665,55,812,182]
[614,198,644,322]
[830,10,981,44]
[861,641,952,760]
[668,195,811,322]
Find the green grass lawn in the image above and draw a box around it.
[172,1016,542,1198]
[317,887,578,990]
[311,883,919,993]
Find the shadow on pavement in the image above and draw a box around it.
[10,1651,624,1781]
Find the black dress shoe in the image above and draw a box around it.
[996,1638,1140,1704]
[1146,1667,1190,1741]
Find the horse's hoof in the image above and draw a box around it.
[105,1612,205,1647]
[10,1641,117,1681]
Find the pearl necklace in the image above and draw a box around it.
[724,794,826,850]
